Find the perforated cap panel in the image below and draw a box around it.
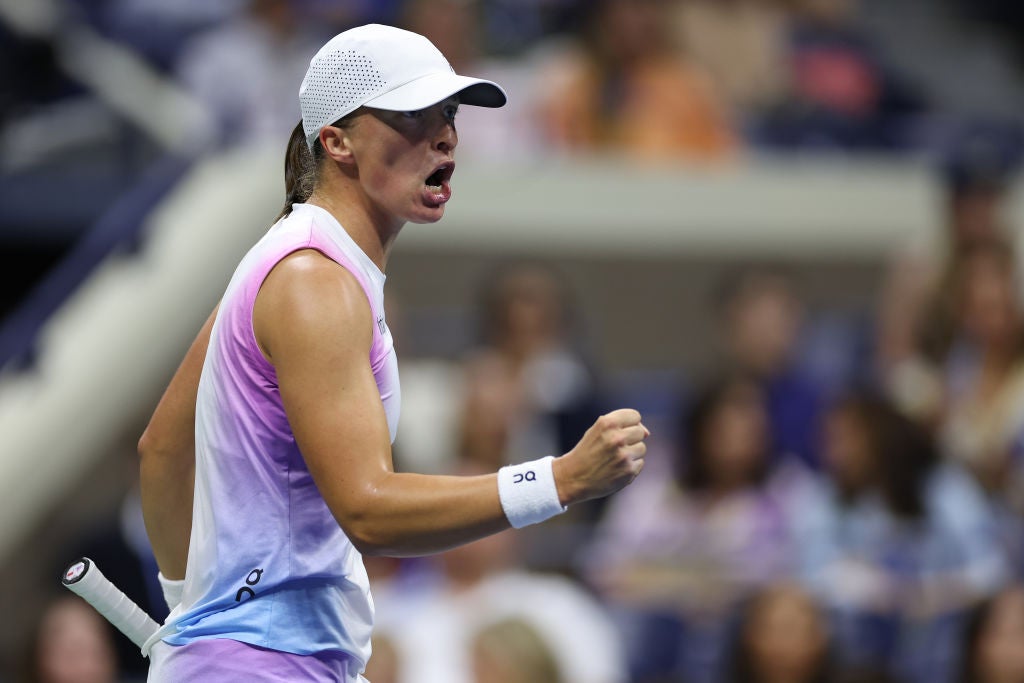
[300,50,386,148]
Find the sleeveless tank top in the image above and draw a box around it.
[143,203,400,671]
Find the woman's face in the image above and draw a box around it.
[496,269,564,350]
[344,97,460,226]
[959,251,1020,350]
[727,282,801,377]
[951,189,1004,246]
[597,0,667,62]
[976,588,1024,683]
[702,382,769,488]
[35,598,116,683]
[745,586,828,683]
[823,407,875,496]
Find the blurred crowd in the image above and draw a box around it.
[21,143,1024,683]
[4,0,1024,164]
[5,0,1024,683]
[5,0,1024,324]
[373,126,1024,683]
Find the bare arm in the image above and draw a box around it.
[256,251,647,557]
[138,306,217,579]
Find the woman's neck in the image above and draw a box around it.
[307,188,402,272]
[704,478,747,503]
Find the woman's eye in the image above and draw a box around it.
[402,110,423,119]
[444,106,459,122]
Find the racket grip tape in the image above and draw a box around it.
[62,557,160,651]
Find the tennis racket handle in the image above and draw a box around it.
[62,557,161,651]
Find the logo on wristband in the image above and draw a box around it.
[513,471,537,483]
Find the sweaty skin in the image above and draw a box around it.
[139,99,648,578]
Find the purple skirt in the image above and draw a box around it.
[148,638,364,682]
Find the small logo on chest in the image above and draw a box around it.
[377,317,387,335]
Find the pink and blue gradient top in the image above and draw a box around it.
[148,203,400,670]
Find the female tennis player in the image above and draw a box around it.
[137,24,648,682]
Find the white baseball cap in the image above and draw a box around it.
[299,24,507,150]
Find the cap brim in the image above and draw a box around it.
[363,71,507,112]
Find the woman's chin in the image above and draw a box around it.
[407,205,446,224]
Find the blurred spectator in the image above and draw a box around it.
[458,262,601,472]
[669,0,792,122]
[174,0,324,148]
[390,260,602,510]
[536,0,738,161]
[725,583,833,683]
[879,123,1022,421]
[813,394,1008,683]
[24,596,119,683]
[300,0,402,33]
[937,239,1024,571]
[471,617,564,683]
[400,0,479,74]
[476,0,576,57]
[372,508,626,683]
[940,127,1021,249]
[718,268,828,469]
[399,0,547,160]
[585,373,792,682]
[941,239,1024,497]
[957,585,1024,683]
[755,0,925,150]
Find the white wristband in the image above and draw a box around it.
[497,456,567,529]
[158,573,184,612]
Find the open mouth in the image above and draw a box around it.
[425,162,455,191]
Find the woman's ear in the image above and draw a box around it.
[320,126,356,165]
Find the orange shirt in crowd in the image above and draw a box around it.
[540,53,738,162]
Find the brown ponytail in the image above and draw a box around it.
[276,112,359,221]
[276,121,319,221]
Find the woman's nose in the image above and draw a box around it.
[435,118,457,154]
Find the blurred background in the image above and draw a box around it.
[2,0,1024,681]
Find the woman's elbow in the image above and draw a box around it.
[343,521,395,557]
[138,427,171,465]
[335,492,399,557]
[137,428,156,462]
[137,426,194,473]
[347,534,389,557]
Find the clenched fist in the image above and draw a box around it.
[552,409,649,506]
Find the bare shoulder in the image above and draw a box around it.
[255,249,373,362]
